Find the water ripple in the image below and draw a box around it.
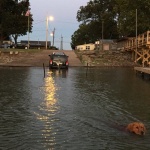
[0,67,150,149]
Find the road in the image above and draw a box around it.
[0,50,83,67]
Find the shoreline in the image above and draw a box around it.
[0,49,140,67]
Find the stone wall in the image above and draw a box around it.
[76,50,136,67]
[0,51,27,65]
[0,51,13,64]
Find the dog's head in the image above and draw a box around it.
[126,122,146,135]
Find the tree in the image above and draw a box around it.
[0,0,16,43]
[114,0,150,37]
[0,0,33,44]
[71,0,118,49]
[71,0,150,49]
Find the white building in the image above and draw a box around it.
[76,43,95,51]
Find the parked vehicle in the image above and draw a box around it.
[15,42,28,49]
[0,43,15,49]
[29,43,43,49]
[49,52,69,69]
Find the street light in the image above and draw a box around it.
[46,16,54,49]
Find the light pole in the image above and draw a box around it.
[52,28,55,46]
[50,28,55,47]
[50,32,53,47]
[46,16,54,50]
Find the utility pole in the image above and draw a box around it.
[46,17,48,49]
[25,9,30,49]
[135,9,137,63]
[101,19,104,51]
[52,28,55,46]
[60,35,63,50]
[46,16,54,49]
[27,12,30,49]
[102,19,104,40]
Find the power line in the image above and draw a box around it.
[32,19,79,25]
[33,20,45,25]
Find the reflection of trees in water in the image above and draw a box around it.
[0,68,31,111]
[0,67,33,147]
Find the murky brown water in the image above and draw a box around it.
[0,67,150,150]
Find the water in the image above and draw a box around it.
[0,67,150,150]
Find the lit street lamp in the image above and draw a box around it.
[46,16,54,49]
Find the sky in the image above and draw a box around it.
[18,0,89,50]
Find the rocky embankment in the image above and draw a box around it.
[0,50,51,67]
[75,50,137,67]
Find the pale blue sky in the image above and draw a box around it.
[18,0,89,50]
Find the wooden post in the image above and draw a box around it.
[43,63,45,78]
[86,63,88,77]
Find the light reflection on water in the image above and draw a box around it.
[0,67,150,150]
[40,71,58,148]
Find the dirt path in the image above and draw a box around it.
[0,50,83,67]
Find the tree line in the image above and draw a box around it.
[0,0,33,44]
[71,0,150,49]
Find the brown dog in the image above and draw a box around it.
[126,122,146,135]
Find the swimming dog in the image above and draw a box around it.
[126,122,146,135]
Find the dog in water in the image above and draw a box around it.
[126,122,146,135]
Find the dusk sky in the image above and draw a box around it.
[18,0,89,50]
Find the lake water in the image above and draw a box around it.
[0,67,150,150]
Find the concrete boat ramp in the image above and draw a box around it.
[0,50,83,67]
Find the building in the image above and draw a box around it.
[95,40,117,51]
[76,43,95,51]
[76,40,117,51]
[20,40,51,49]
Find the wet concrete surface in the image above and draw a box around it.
[0,50,83,67]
